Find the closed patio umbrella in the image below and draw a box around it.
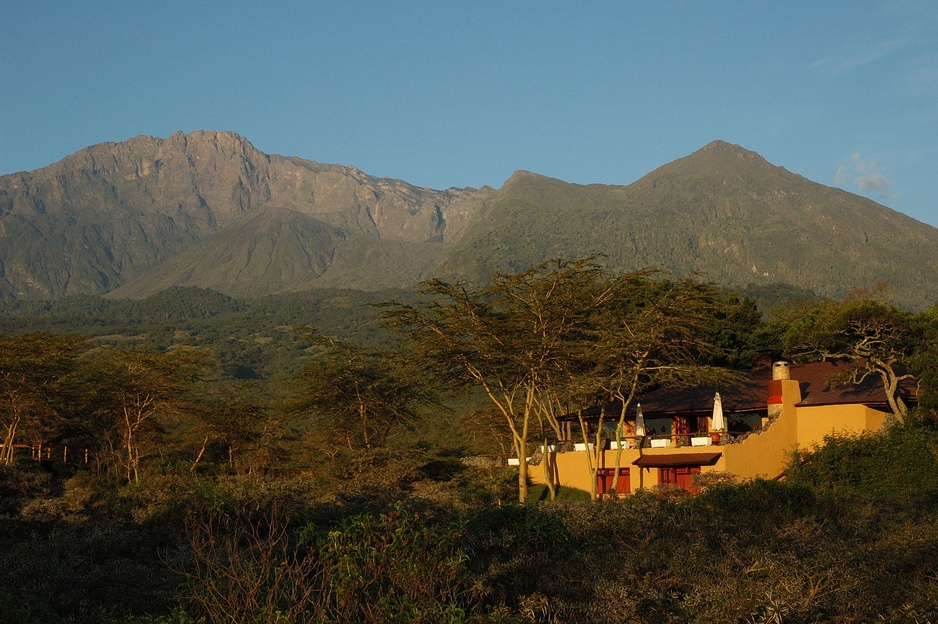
[711,392,725,431]
[634,403,646,437]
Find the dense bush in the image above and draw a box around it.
[180,501,482,624]
[2,425,938,623]
[787,420,938,514]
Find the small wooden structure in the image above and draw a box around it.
[12,443,94,464]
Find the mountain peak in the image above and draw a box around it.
[161,129,264,160]
[501,170,562,188]
[3,132,938,308]
[702,139,740,150]
[696,140,767,162]
[506,170,541,181]
[632,140,778,186]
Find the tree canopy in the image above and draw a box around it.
[0,333,85,464]
[777,298,935,422]
[80,346,212,482]
[294,337,435,451]
[383,259,760,501]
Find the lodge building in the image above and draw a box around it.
[527,361,917,495]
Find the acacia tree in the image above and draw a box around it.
[459,406,517,457]
[294,337,434,451]
[566,275,746,499]
[780,298,927,423]
[82,346,210,482]
[189,386,286,475]
[384,259,609,503]
[911,304,938,414]
[0,333,84,464]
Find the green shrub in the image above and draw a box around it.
[182,501,482,624]
[689,478,819,539]
[316,503,482,623]
[0,464,55,516]
[0,518,182,623]
[787,422,938,514]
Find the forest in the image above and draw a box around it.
[2,260,937,623]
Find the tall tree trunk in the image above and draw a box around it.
[591,409,608,500]
[191,434,210,472]
[123,407,142,484]
[577,409,600,501]
[610,398,632,495]
[609,375,640,495]
[1,417,19,465]
[542,436,557,501]
[514,433,529,503]
[878,367,909,423]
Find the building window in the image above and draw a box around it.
[658,466,701,493]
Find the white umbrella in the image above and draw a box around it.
[634,402,646,437]
[711,392,725,431]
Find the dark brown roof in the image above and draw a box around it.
[633,452,722,467]
[568,361,917,420]
[790,361,917,408]
[634,375,768,416]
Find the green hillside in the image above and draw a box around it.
[3,133,937,308]
[0,286,412,379]
[436,142,938,309]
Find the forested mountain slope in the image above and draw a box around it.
[2,132,936,308]
[437,142,938,308]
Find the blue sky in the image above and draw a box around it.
[2,1,937,226]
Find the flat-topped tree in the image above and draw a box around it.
[81,346,212,482]
[779,298,933,423]
[0,333,85,464]
[911,304,938,413]
[294,337,435,451]
[563,274,749,499]
[383,259,612,503]
[384,259,759,502]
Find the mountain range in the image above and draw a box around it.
[2,130,937,308]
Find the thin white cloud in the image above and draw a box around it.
[811,2,938,126]
[835,153,899,201]
[852,153,876,175]
[834,164,849,185]
[857,173,890,191]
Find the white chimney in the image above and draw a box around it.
[772,361,791,381]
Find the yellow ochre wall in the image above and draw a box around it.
[530,378,889,494]
[796,403,886,445]
[720,378,801,480]
[544,445,701,492]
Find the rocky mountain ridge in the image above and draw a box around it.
[0,130,493,298]
[2,131,937,308]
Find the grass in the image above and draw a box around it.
[528,483,592,502]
